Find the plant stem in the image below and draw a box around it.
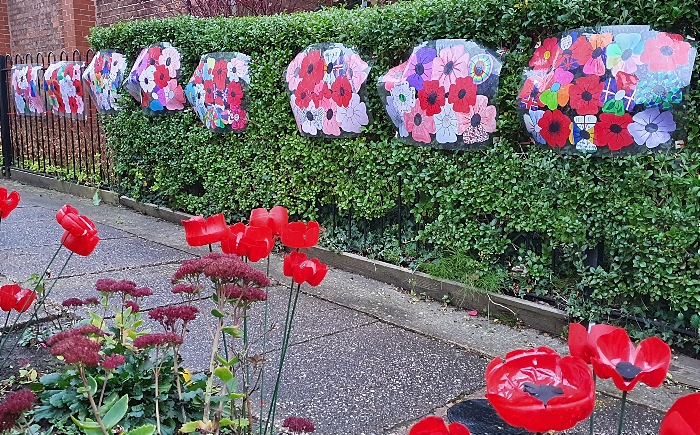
[98,372,110,408]
[80,366,109,435]
[172,347,187,422]
[616,390,628,435]
[203,301,225,423]
[258,288,269,435]
[154,363,162,435]
[589,372,596,435]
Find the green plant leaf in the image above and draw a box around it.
[101,394,128,429]
[214,366,233,383]
[124,424,156,435]
[179,421,200,433]
[211,308,224,318]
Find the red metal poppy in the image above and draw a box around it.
[568,322,624,364]
[239,226,276,262]
[590,328,671,392]
[283,251,308,277]
[0,284,21,311]
[283,252,327,286]
[280,221,320,249]
[55,205,100,256]
[408,416,471,435]
[0,188,20,219]
[181,213,228,247]
[485,346,595,433]
[0,284,36,312]
[14,288,36,312]
[659,392,700,435]
[221,222,247,256]
[249,206,289,236]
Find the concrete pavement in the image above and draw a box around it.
[1,179,697,435]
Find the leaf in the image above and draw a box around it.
[211,308,224,318]
[125,425,156,435]
[213,366,233,383]
[93,190,102,206]
[101,394,129,429]
[179,421,200,433]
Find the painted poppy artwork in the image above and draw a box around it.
[11,64,45,116]
[285,43,372,137]
[125,42,186,115]
[518,26,697,155]
[185,52,251,132]
[82,50,127,114]
[43,62,85,119]
[377,39,502,150]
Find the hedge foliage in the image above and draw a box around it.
[89,0,700,350]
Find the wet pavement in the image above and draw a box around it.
[1,179,697,434]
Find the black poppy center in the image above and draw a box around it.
[580,130,591,140]
[592,47,603,58]
[471,113,482,128]
[230,90,237,98]
[300,91,308,100]
[582,91,593,101]
[326,108,334,120]
[149,58,156,66]
[660,46,674,57]
[306,111,315,121]
[549,120,561,134]
[414,113,422,126]
[523,382,564,407]
[615,361,643,381]
[144,77,150,85]
[645,122,659,133]
[415,63,425,76]
[443,61,455,76]
[458,88,467,99]
[306,63,315,75]
[232,66,237,73]
[621,48,633,61]
[427,91,438,105]
[339,87,346,97]
[326,62,334,74]
[610,124,623,134]
[474,64,484,76]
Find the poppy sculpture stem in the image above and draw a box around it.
[264,279,301,434]
[589,372,596,435]
[617,390,628,435]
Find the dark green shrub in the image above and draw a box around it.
[89,0,700,352]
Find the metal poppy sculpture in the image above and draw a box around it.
[185,52,251,132]
[285,43,372,137]
[43,61,85,119]
[82,50,127,114]
[519,25,697,155]
[125,42,186,115]
[485,347,595,433]
[10,64,45,115]
[378,39,502,149]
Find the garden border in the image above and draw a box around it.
[5,171,700,389]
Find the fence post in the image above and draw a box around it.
[0,56,12,178]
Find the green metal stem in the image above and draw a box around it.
[617,390,628,435]
[589,372,596,435]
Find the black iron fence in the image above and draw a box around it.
[0,49,113,187]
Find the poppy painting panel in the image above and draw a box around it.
[285,43,372,138]
[43,61,85,119]
[377,39,503,150]
[125,42,187,115]
[518,26,697,156]
[11,64,45,116]
[82,50,128,114]
[185,52,251,133]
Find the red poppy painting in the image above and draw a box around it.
[518,26,696,155]
[378,39,502,150]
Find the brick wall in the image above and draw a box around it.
[0,0,11,55]
[61,0,96,53]
[6,0,65,54]
[96,0,177,27]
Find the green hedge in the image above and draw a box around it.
[89,0,700,351]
